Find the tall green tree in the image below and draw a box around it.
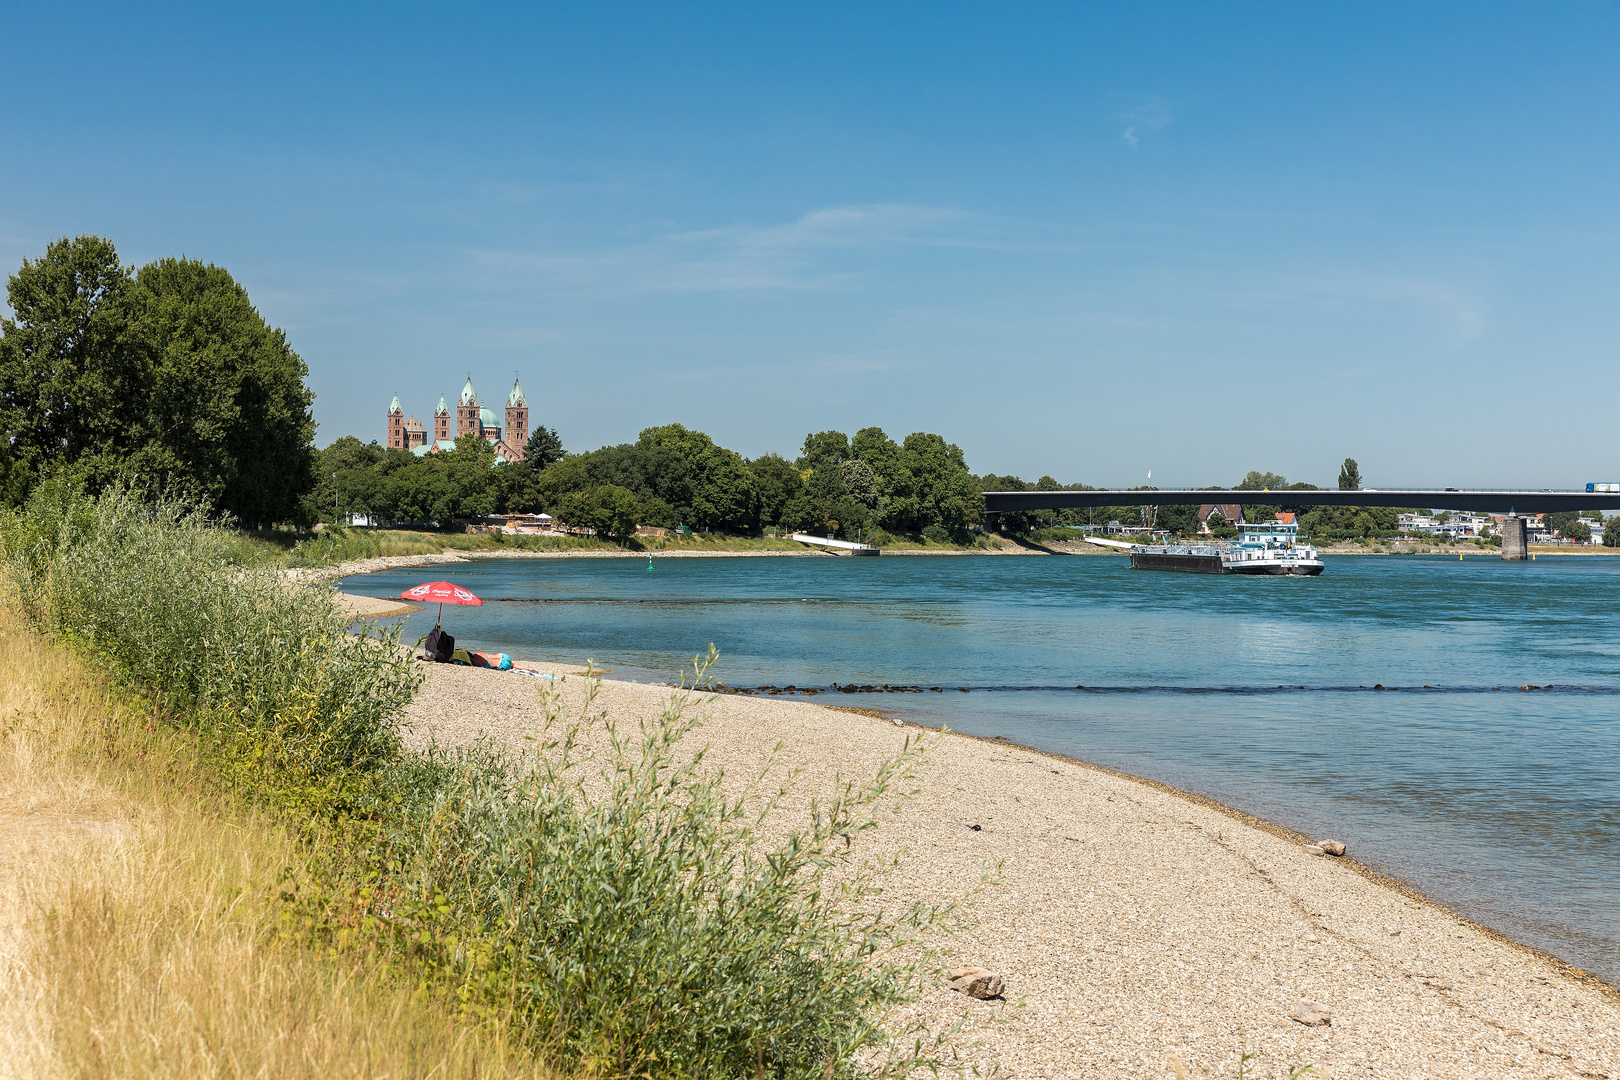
[132,257,315,525]
[0,236,146,498]
[636,423,757,531]
[1338,458,1362,491]
[523,424,564,469]
[749,452,803,528]
[0,237,315,523]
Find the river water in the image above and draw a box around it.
[344,552,1620,983]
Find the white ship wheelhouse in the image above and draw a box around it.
[1235,519,1303,549]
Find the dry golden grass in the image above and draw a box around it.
[0,614,557,1080]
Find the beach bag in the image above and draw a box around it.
[424,626,455,662]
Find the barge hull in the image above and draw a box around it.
[1130,552,1227,573]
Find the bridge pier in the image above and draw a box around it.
[983,512,1000,534]
[1501,515,1528,560]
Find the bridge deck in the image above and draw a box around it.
[982,489,1620,515]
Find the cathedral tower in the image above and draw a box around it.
[505,376,529,451]
[386,393,404,449]
[456,376,480,439]
[434,395,451,443]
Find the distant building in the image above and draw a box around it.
[1398,512,1493,539]
[1198,503,1244,533]
[387,375,530,463]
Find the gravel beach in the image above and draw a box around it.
[399,654,1620,1080]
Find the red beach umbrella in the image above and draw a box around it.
[401,580,483,625]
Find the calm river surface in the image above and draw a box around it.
[346,553,1620,983]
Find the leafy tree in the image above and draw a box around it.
[309,436,388,522]
[798,430,851,474]
[779,492,821,533]
[595,484,641,538]
[975,473,1033,534]
[1604,517,1620,548]
[842,459,880,510]
[0,237,315,523]
[1236,470,1290,491]
[443,434,501,519]
[866,430,981,540]
[749,453,803,528]
[637,495,678,530]
[133,257,315,525]
[0,236,146,500]
[1206,511,1237,539]
[637,423,757,531]
[523,425,564,469]
[1155,503,1201,535]
[796,431,850,507]
[1560,519,1592,543]
[1543,510,1601,540]
[1338,458,1362,491]
[557,484,640,538]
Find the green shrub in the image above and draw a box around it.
[376,661,960,1080]
[4,486,969,1078]
[287,526,383,567]
[2,484,420,814]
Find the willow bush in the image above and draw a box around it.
[366,663,959,1080]
[2,480,420,812]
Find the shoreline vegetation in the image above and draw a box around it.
[1,485,965,1080]
[1,489,1616,1078]
[254,525,1617,583]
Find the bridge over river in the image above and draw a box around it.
[981,488,1620,560]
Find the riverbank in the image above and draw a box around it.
[290,534,1069,583]
[398,653,1620,1079]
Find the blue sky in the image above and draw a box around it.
[3,3,1618,488]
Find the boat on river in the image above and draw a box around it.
[1086,519,1324,575]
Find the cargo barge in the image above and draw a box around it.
[1087,519,1324,575]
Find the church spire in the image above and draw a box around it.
[508,374,526,406]
[459,375,477,406]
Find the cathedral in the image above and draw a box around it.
[386,376,529,463]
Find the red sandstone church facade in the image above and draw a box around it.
[387,376,529,463]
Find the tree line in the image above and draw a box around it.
[312,422,986,543]
[11,238,1602,546]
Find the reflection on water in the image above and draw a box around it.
[346,553,1620,982]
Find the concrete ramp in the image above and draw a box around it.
[789,533,880,555]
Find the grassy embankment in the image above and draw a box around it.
[0,618,549,1079]
[0,483,959,1080]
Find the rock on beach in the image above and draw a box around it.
[1291,1000,1332,1027]
[946,966,1004,999]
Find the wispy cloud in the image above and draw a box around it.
[462,203,978,297]
[1117,100,1173,149]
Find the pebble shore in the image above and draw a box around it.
[398,654,1620,1080]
